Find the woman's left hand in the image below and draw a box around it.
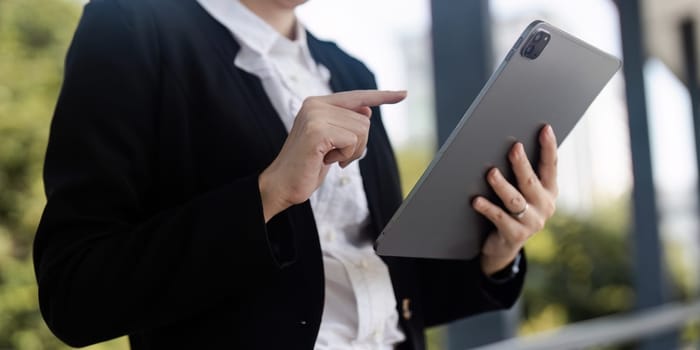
[473,124,559,276]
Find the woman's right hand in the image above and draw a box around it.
[258,90,407,222]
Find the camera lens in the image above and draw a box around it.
[522,31,550,59]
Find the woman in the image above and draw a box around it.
[34,0,559,349]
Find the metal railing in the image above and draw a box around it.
[471,300,700,350]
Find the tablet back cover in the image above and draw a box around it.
[375,21,621,260]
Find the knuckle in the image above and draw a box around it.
[534,217,546,232]
[320,135,334,150]
[515,228,530,242]
[527,175,540,187]
[342,147,356,158]
[510,196,524,208]
[326,135,339,148]
[545,201,557,217]
[494,210,505,222]
[306,120,325,137]
[360,117,371,131]
[305,116,321,128]
[303,96,321,108]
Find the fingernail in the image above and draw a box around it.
[489,168,500,182]
[473,197,483,207]
[547,125,555,137]
[517,143,525,155]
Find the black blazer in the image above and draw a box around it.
[34,0,525,349]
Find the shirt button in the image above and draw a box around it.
[402,298,413,320]
[339,176,351,186]
[324,230,335,243]
[359,259,369,269]
[373,329,383,342]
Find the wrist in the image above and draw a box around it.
[258,170,289,223]
[484,252,522,283]
[481,251,520,277]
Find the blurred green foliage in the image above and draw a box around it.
[520,206,634,334]
[0,0,77,347]
[0,0,127,348]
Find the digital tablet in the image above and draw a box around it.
[374,20,621,260]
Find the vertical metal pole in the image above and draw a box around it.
[681,20,700,237]
[431,0,518,348]
[615,0,676,348]
[681,26,700,340]
[431,0,493,147]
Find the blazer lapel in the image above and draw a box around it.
[189,0,289,161]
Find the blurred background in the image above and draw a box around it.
[1,0,699,349]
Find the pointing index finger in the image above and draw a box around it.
[322,90,407,110]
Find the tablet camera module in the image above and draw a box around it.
[521,30,551,59]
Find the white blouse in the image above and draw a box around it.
[195,0,406,348]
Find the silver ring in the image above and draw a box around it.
[511,202,529,220]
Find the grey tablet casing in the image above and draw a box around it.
[374,20,622,260]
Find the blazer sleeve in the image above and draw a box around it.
[417,252,526,327]
[34,1,281,347]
